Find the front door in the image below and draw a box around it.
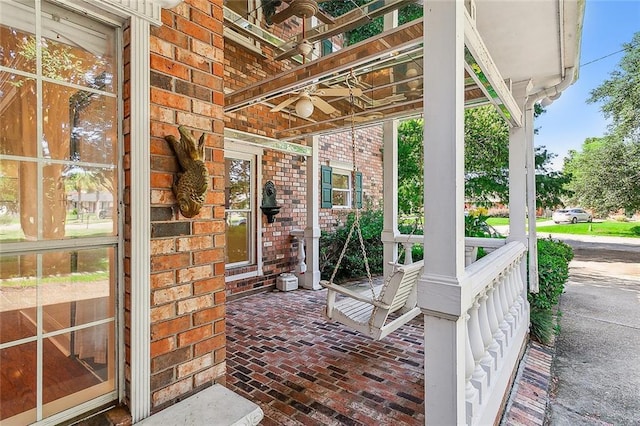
[0,1,121,423]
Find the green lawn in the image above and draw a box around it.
[486,217,548,226]
[537,221,640,238]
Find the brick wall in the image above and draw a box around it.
[318,125,385,229]
[125,0,227,412]
[222,11,384,297]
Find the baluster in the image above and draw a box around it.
[294,234,307,276]
[478,290,499,374]
[497,271,514,340]
[468,299,488,402]
[514,256,527,317]
[507,264,521,326]
[503,264,518,327]
[486,281,505,359]
[465,314,479,426]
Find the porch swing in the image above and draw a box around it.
[320,74,424,341]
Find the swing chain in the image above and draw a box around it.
[327,72,376,301]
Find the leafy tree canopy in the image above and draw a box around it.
[320,1,422,45]
[397,106,570,214]
[563,136,640,216]
[588,32,640,141]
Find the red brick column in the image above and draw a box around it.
[144,0,226,411]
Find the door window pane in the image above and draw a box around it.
[42,83,118,163]
[227,212,250,264]
[41,248,115,333]
[0,342,37,424]
[0,0,36,74]
[225,156,253,266]
[60,165,117,239]
[0,74,37,157]
[42,323,115,418]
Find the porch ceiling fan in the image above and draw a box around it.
[267,0,335,25]
[270,86,363,118]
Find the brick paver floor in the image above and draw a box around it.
[226,287,425,425]
[226,286,551,426]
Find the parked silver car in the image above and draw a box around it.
[552,208,592,224]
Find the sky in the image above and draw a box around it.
[535,0,640,170]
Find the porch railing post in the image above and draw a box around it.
[421,1,467,424]
[302,136,321,290]
[381,119,399,277]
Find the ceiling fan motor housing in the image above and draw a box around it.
[288,0,319,19]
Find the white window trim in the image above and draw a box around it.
[0,1,127,423]
[224,141,263,281]
[329,160,355,209]
[222,1,263,56]
[331,169,353,209]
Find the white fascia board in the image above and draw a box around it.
[60,0,163,26]
[224,128,312,156]
[464,10,523,128]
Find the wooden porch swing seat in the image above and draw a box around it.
[320,260,424,340]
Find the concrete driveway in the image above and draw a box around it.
[546,236,640,425]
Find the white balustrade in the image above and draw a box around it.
[461,241,528,425]
[392,233,527,424]
[393,235,507,266]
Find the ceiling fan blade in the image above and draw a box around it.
[270,5,296,24]
[347,112,384,123]
[270,96,300,112]
[315,88,358,97]
[310,96,337,115]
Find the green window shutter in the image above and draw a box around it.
[355,171,363,209]
[321,39,332,56]
[321,165,333,208]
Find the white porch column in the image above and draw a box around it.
[381,120,399,277]
[302,136,322,290]
[129,15,152,422]
[381,1,400,277]
[524,103,539,292]
[507,83,530,245]
[420,1,466,425]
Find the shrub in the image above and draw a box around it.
[465,212,495,238]
[528,237,573,344]
[320,209,385,282]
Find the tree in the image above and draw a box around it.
[320,1,422,46]
[464,106,510,206]
[588,32,640,141]
[534,147,572,210]
[397,106,570,213]
[563,136,640,216]
[397,119,424,215]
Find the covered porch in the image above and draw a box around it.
[225,282,552,425]
[224,0,583,424]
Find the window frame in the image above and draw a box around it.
[0,1,123,423]
[321,163,362,209]
[224,141,263,281]
[222,1,263,55]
